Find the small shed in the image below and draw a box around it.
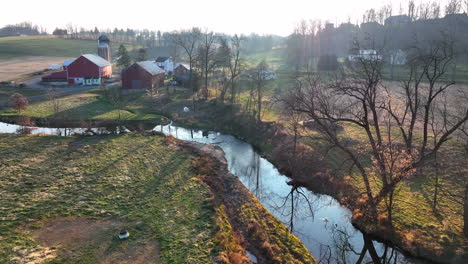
[121,61,165,89]
[42,70,67,82]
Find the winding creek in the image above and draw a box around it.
[0,121,430,264]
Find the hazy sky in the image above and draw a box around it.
[0,0,452,36]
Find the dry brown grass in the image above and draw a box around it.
[0,56,70,81]
[27,217,160,264]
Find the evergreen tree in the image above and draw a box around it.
[135,48,147,62]
[116,44,131,68]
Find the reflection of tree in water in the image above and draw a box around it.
[275,185,318,233]
[235,150,263,197]
[276,186,414,264]
[319,224,412,264]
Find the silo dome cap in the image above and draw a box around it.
[98,34,110,43]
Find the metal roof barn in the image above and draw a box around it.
[122,61,164,89]
[66,54,112,85]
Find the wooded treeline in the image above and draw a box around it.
[286,0,468,69]
[0,22,47,37]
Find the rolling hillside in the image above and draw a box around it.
[0,36,138,59]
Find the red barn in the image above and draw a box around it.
[67,54,112,85]
[121,61,165,89]
[174,63,190,75]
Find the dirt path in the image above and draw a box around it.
[0,56,70,81]
[22,217,161,264]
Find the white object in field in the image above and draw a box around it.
[246,251,258,263]
[118,230,129,239]
[49,64,61,70]
[183,107,190,112]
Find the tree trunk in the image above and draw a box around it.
[257,85,262,122]
[355,245,367,264]
[364,234,381,264]
[433,153,440,210]
[387,188,394,228]
[229,78,238,104]
[464,183,468,238]
[290,189,295,233]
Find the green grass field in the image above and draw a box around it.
[0,133,221,263]
[0,36,138,59]
[244,48,287,70]
[0,88,168,123]
[0,132,316,264]
[0,86,48,101]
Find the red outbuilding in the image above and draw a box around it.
[121,61,165,89]
[67,54,112,85]
[41,70,68,82]
[174,63,190,76]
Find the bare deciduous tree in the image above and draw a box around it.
[171,28,201,92]
[248,60,270,122]
[284,37,468,224]
[445,0,462,15]
[198,30,218,100]
[9,93,28,113]
[48,89,61,116]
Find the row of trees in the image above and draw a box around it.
[51,24,283,54]
[361,0,468,24]
[151,28,246,102]
[286,1,468,70]
[169,28,275,124]
[0,22,47,37]
[53,25,170,47]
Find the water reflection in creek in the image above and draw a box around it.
[0,121,128,136]
[155,124,429,264]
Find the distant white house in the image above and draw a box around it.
[48,64,61,70]
[348,50,382,62]
[155,56,174,74]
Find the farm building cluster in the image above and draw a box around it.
[42,34,191,89]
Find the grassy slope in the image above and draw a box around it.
[244,48,286,70]
[0,86,48,101]
[0,133,219,263]
[0,36,96,59]
[0,36,138,59]
[295,120,467,260]
[0,88,167,123]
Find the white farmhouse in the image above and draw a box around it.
[155,56,174,75]
[348,50,382,62]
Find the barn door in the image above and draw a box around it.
[132,80,142,89]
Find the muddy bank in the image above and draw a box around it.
[179,139,316,264]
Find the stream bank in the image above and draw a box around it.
[180,140,316,264]
[161,101,465,263]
